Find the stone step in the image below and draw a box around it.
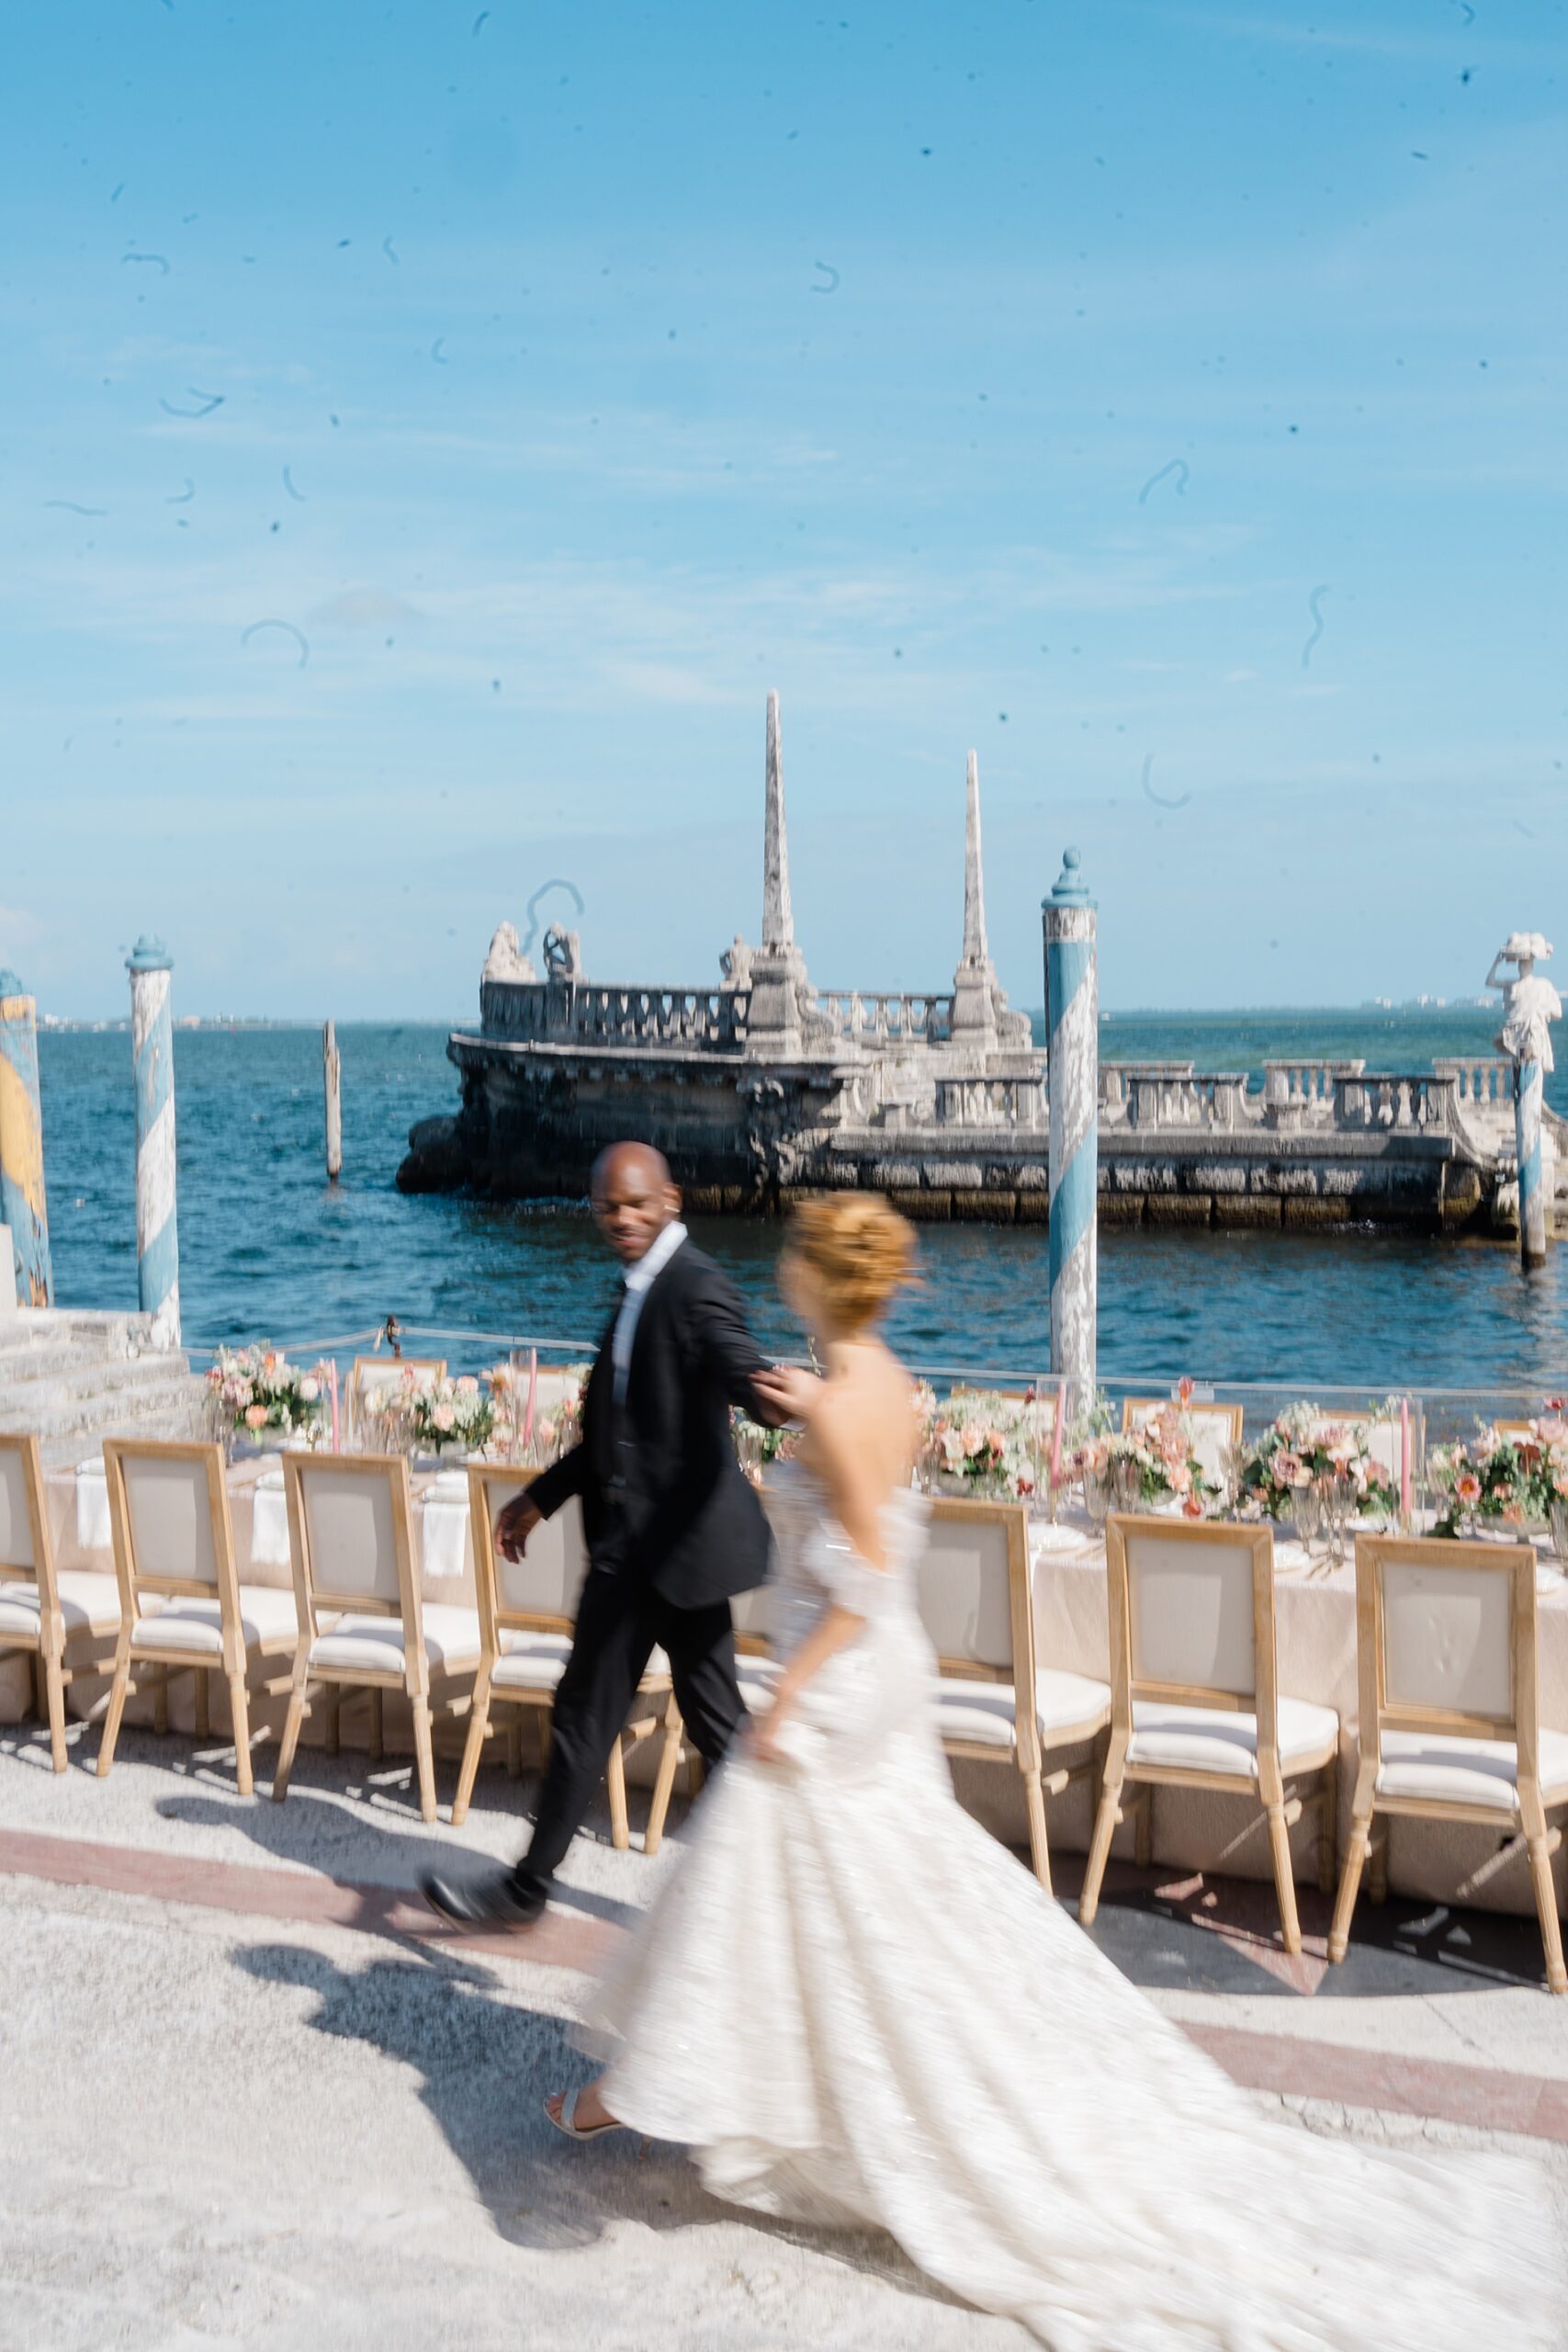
[0,1349,195,1413]
[23,1374,206,1461]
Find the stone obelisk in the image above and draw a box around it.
[950,752,998,1046]
[746,691,807,1054]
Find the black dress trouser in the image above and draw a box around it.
[512,1566,746,1899]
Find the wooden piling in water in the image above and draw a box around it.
[323,1021,343,1182]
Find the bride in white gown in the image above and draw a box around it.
[547,1193,1561,2350]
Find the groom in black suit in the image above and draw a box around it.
[421,1141,775,1928]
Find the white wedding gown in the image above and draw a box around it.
[579,1464,1562,2350]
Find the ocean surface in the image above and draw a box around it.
[33,1012,1568,1400]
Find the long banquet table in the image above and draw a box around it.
[4,1462,1567,1922]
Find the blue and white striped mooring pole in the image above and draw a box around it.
[0,968,53,1306]
[1043,848,1099,1403]
[1517,1055,1548,1273]
[126,935,180,1347]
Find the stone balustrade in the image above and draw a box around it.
[1433,1057,1514,1112]
[1331,1071,1456,1133]
[932,1076,1047,1131]
[812,990,954,1045]
[480,978,750,1050]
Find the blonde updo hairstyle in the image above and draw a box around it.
[784,1192,917,1332]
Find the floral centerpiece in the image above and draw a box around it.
[486,1359,590,1464]
[731,1410,803,1482]
[1236,1401,1399,1524]
[1428,1406,1568,1537]
[205,1345,329,1449]
[1073,1395,1216,1520]
[921,1386,1055,1501]
[363,1366,496,1458]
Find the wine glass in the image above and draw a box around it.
[1082,1462,1111,1537]
[1111,1457,1142,1515]
[1293,1479,1323,1564]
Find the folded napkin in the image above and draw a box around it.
[250,1468,291,1568]
[1032,1521,1096,1555]
[422,1471,472,1583]
[75,1459,110,1553]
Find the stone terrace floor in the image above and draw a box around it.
[6,1721,1568,2350]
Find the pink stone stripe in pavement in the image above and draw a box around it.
[6,1825,1567,2146]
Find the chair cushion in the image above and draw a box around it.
[936,1668,1112,1753]
[0,1587,42,1639]
[1376,1726,1568,1813]
[0,1571,124,1638]
[490,1630,674,1697]
[135,1586,299,1657]
[492,1631,573,1692]
[310,1603,480,1677]
[1127,1695,1339,1779]
[57,1569,126,1633]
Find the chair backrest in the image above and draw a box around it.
[729,1578,774,1655]
[284,1453,418,1633]
[916,1497,1031,1682]
[1309,1410,1409,1492]
[0,1431,51,1599]
[1121,1397,1243,1491]
[1105,1514,1274,1735]
[466,1464,590,1652]
[103,1440,237,1617]
[348,1355,447,1441]
[1354,1532,1532,1760]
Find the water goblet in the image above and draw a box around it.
[1111,1457,1143,1515]
[1551,1499,1568,1572]
[1293,1480,1322,1564]
[1082,1464,1111,1536]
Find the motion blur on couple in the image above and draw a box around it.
[423,1142,1558,2348]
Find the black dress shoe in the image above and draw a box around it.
[418,1869,547,1931]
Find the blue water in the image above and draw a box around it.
[33,1015,1568,1393]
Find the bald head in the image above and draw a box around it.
[590,1141,682,1266]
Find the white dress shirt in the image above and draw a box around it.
[611,1219,687,1406]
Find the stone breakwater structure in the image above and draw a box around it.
[399,696,1568,1245]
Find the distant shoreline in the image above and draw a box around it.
[34,1001,1498,1035]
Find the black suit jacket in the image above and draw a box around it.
[526,1239,773,1611]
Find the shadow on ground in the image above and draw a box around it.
[1055,1849,1555,1998]
[231,1937,964,2313]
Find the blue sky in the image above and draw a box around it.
[5,0,1566,1017]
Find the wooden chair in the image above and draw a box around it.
[1122,1397,1244,1493]
[347,1354,446,1446]
[917,1495,1111,1894]
[0,1431,122,1770]
[452,1464,682,1849]
[1329,1532,1568,1994]
[1080,1514,1339,1953]
[97,1439,299,1793]
[274,1453,480,1822]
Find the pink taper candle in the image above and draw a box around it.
[1399,1396,1413,1524]
[523,1347,538,1452]
[1050,1377,1066,1490]
[328,1360,341,1454]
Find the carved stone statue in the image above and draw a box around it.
[1487,933,1561,1073]
[719,935,754,990]
[481,922,536,985]
[543,924,581,981]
